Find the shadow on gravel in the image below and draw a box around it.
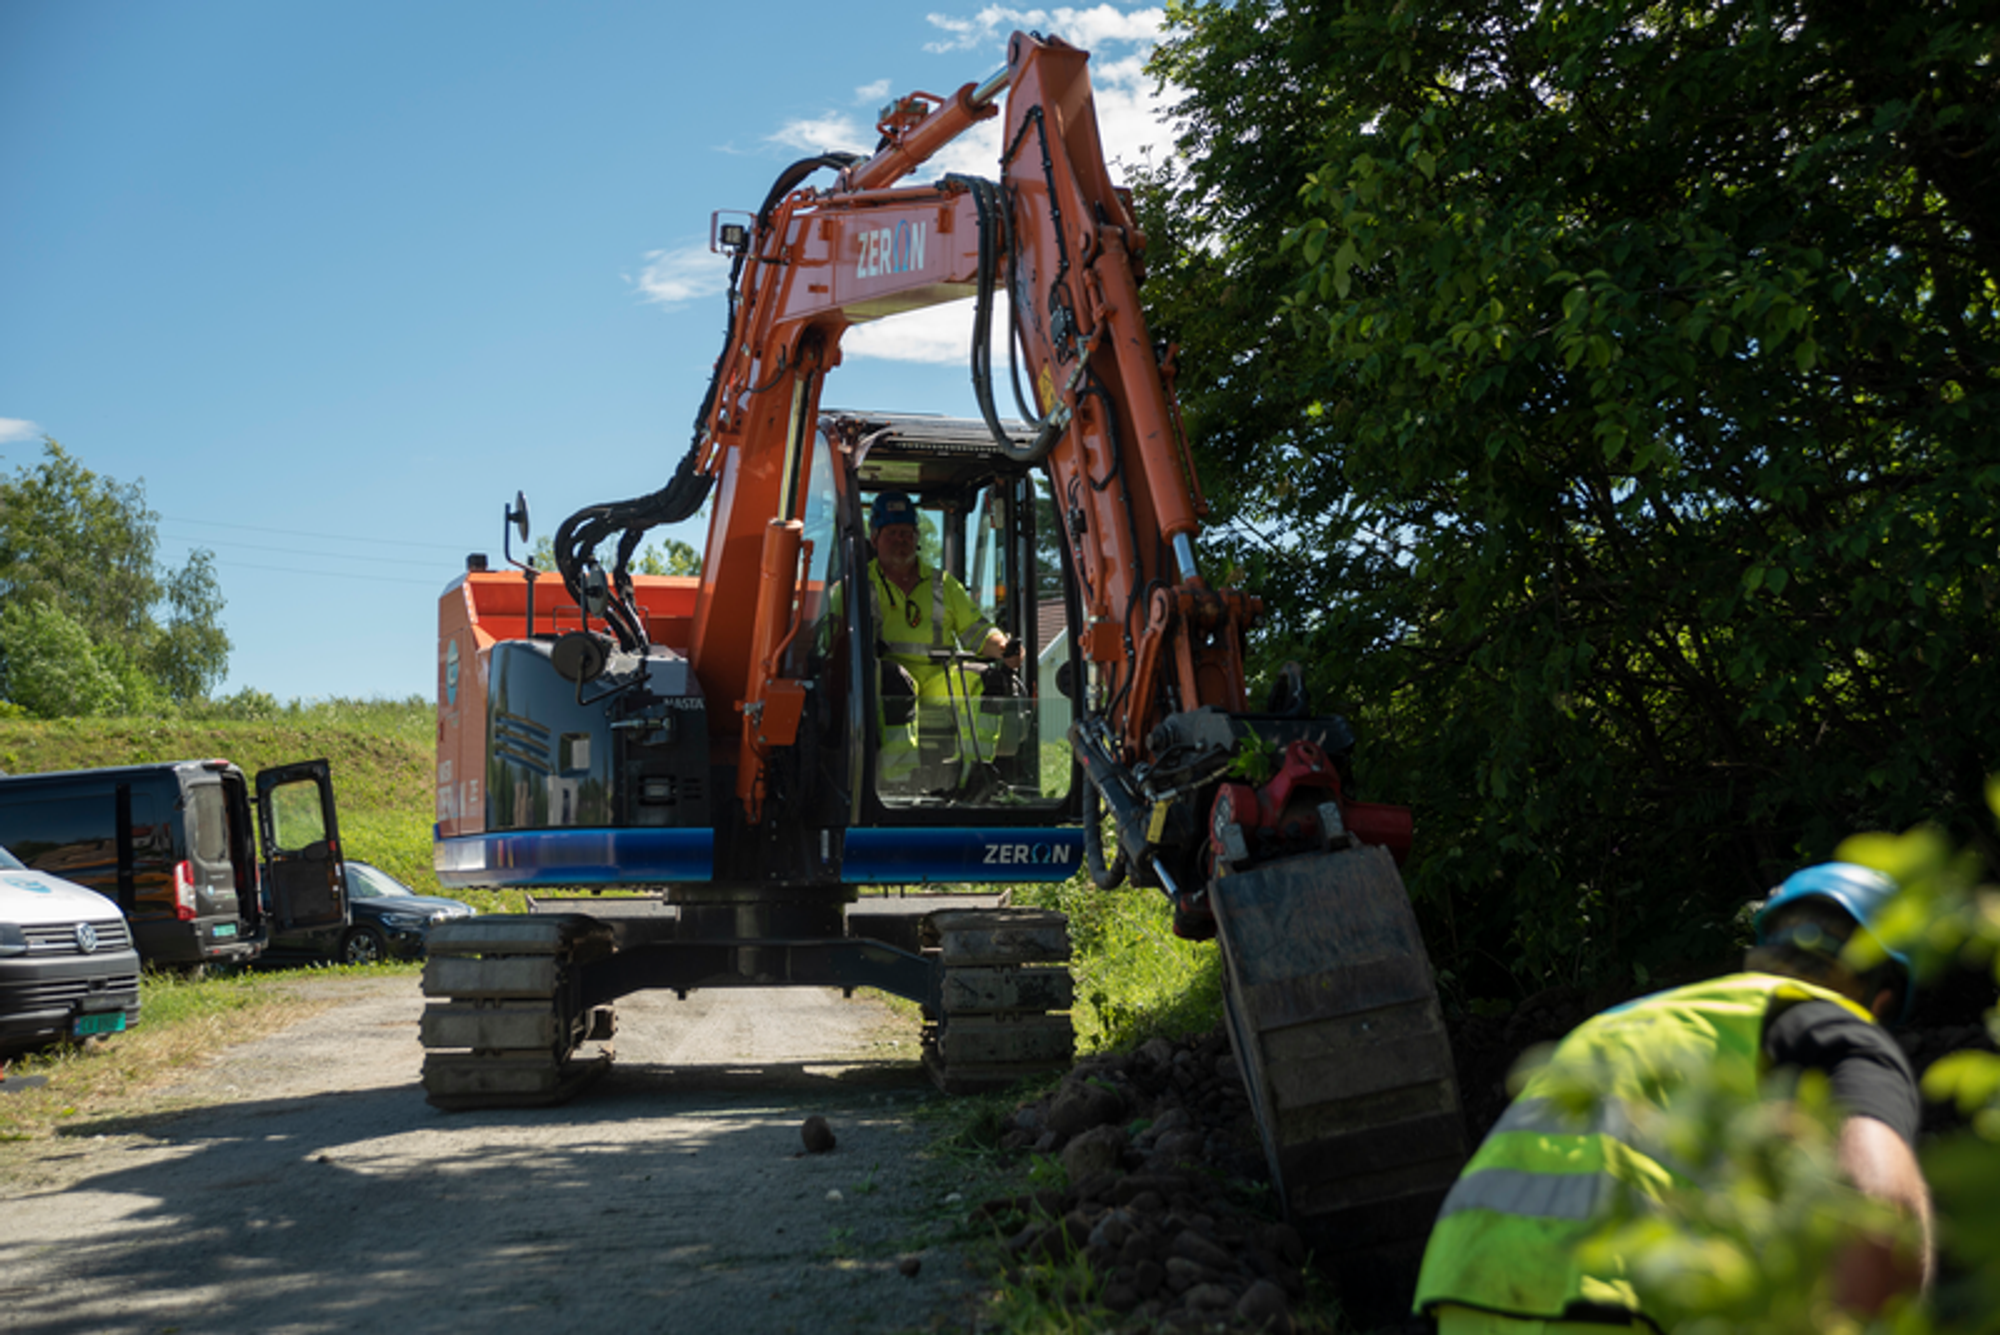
[6,1063,976,1335]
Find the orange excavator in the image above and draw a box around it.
[425,30,1464,1292]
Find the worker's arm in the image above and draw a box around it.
[978,627,1022,662]
[1832,1113,1934,1313]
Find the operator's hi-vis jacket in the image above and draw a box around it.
[866,558,995,672]
[1413,972,1878,1327]
[863,558,1000,784]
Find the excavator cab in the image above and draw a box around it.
[784,412,1079,819]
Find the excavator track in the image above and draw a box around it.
[1209,844,1467,1306]
[419,914,618,1111]
[919,906,1075,1094]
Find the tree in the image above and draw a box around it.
[528,534,702,579]
[1144,0,2000,991]
[0,440,231,714]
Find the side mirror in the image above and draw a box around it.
[507,492,531,544]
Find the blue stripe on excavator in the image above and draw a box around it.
[433,828,714,888]
[432,826,1085,888]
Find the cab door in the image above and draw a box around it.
[255,760,348,932]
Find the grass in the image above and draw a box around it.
[1007,874,1225,1052]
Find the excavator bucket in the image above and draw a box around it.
[1210,843,1467,1311]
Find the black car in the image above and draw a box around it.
[265,861,474,965]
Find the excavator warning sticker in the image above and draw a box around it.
[856,220,927,279]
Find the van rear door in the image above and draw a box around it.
[255,761,348,932]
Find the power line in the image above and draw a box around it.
[157,513,470,553]
[201,555,447,588]
[158,529,461,569]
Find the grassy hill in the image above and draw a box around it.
[0,700,451,901]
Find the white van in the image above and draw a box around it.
[0,847,141,1058]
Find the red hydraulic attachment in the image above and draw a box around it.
[1191,739,1414,938]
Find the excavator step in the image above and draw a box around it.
[939,964,1076,1012]
[921,907,1075,1094]
[921,907,1069,965]
[425,913,616,962]
[1210,843,1467,1308]
[419,1000,563,1050]
[420,1050,611,1110]
[424,955,559,999]
[419,914,615,1112]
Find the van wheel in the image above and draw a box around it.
[339,926,388,965]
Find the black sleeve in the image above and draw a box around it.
[1763,998,1921,1146]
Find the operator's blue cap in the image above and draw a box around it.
[871,491,918,530]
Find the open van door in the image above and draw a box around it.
[255,760,348,933]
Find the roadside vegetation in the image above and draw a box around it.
[0,962,414,1150]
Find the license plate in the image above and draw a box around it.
[73,1011,128,1039]
[213,923,237,939]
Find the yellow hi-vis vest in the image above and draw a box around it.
[1413,972,1877,1326]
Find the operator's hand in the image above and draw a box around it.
[1001,635,1024,667]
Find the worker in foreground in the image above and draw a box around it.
[1415,861,1935,1331]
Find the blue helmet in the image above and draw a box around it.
[870,491,918,530]
[1756,862,1913,1020]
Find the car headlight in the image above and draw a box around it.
[380,913,429,930]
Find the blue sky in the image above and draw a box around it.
[0,2,1170,704]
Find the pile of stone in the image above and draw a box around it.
[973,1027,1310,1332]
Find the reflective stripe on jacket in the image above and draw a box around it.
[1414,973,1875,1325]
[867,559,993,670]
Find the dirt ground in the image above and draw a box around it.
[0,976,988,1335]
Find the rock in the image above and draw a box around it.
[1169,1227,1235,1273]
[1101,1279,1142,1312]
[1164,1255,1212,1294]
[1236,1277,1290,1329]
[1151,1128,1206,1165]
[897,1254,922,1278]
[1060,1124,1127,1182]
[1046,1078,1125,1138]
[800,1114,835,1154]
[1087,1207,1136,1252]
[1184,1282,1238,1313]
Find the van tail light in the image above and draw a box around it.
[172,861,199,921]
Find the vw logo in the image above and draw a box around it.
[75,922,99,954]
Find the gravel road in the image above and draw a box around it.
[0,975,985,1335]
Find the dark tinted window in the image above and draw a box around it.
[188,785,229,863]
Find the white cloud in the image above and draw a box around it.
[857,79,892,103]
[629,244,731,310]
[767,111,873,155]
[844,293,1019,366]
[924,6,1164,54]
[0,418,45,445]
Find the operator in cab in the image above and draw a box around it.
[866,490,1024,791]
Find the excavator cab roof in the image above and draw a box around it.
[824,411,1036,497]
